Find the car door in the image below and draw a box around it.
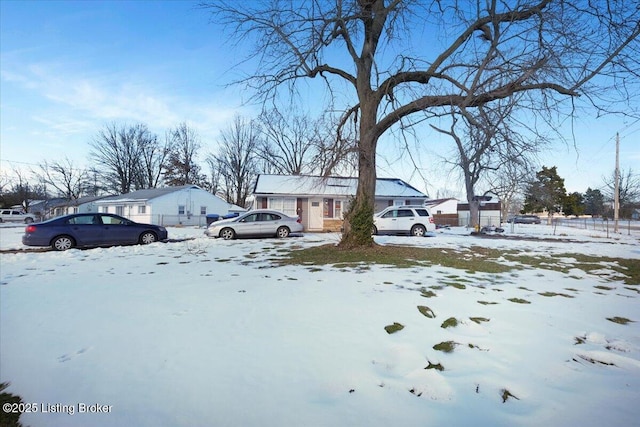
[377,209,398,233]
[258,213,281,236]
[66,215,104,245]
[235,213,262,236]
[395,209,416,233]
[99,215,137,245]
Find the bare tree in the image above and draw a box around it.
[90,123,159,194]
[257,110,316,175]
[256,109,358,176]
[209,115,261,207]
[0,166,44,212]
[602,168,640,217]
[431,99,544,226]
[163,122,205,186]
[36,158,88,200]
[202,0,640,247]
[137,133,171,190]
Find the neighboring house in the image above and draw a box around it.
[95,185,244,226]
[49,195,110,218]
[425,198,460,227]
[424,198,459,214]
[632,209,640,220]
[457,196,502,227]
[252,174,428,232]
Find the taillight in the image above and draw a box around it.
[429,217,434,223]
[26,225,37,233]
[297,217,302,223]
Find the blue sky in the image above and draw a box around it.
[1,0,639,198]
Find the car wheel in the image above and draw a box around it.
[276,226,290,238]
[411,225,426,237]
[25,217,34,224]
[220,228,236,240]
[140,231,157,245]
[52,235,75,251]
[372,225,378,235]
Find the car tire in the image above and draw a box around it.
[52,235,75,251]
[25,217,34,224]
[411,224,426,237]
[372,225,378,235]
[220,228,236,240]
[139,231,157,245]
[276,226,290,238]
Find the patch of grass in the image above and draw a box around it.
[425,361,445,371]
[417,306,436,318]
[477,300,499,305]
[384,322,405,334]
[594,285,615,291]
[538,292,575,298]
[469,317,490,324]
[277,244,513,273]
[444,281,467,290]
[501,388,520,403]
[507,298,531,304]
[274,242,639,285]
[419,288,437,298]
[606,316,634,325]
[574,355,615,366]
[441,317,459,328]
[433,341,457,353]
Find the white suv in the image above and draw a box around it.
[0,209,36,223]
[373,205,435,237]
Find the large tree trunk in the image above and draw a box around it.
[339,105,378,248]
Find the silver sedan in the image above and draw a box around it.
[204,209,303,240]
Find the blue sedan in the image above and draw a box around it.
[22,213,168,251]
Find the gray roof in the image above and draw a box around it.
[253,174,427,198]
[96,185,202,203]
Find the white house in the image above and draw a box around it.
[252,174,428,231]
[457,196,502,227]
[95,185,244,226]
[424,198,459,215]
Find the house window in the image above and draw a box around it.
[335,200,342,219]
[282,198,296,216]
[178,205,185,215]
[323,199,334,218]
[268,197,296,216]
[138,205,146,214]
[200,206,207,215]
[115,206,124,216]
[269,197,283,212]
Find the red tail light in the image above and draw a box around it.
[297,217,302,223]
[26,225,37,233]
[429,217,434,224]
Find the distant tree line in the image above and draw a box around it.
[522,166,640,219]
[0,109,357,210]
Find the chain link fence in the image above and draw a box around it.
[552,217,640,237]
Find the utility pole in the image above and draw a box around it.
[614,133,620,233]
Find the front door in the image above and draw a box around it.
[308,199,323,231]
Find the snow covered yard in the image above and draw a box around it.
[1,224,639,427]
